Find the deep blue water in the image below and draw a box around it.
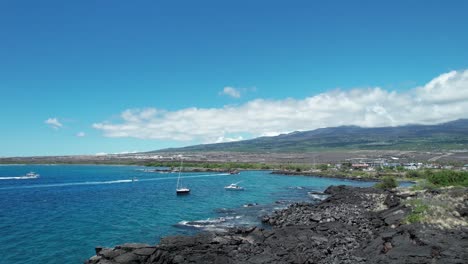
[0,165,384,264]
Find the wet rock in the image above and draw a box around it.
[87,255,102,264]
[95,246,104,255]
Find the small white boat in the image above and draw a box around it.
[176,159,190,195]
[132,177,138,182]
[224,182,244,191]
[176,187,190,194]
[25,172,40,178]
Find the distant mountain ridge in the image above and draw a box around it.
[153,119,468,153]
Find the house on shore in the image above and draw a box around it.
[352,163,369,170]
[403,163,420,170]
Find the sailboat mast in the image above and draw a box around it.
[177,159,182,188]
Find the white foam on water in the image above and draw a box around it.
[0,179,133,190]
[0,176,38,180]
[139,173,229,182]
[0,173,229,190]
[176,216,242,230]
[308,194,328,200]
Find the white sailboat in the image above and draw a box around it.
[176,159,190,194]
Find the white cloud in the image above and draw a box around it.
[94,150,138,156]
[76,132,86,137]
[93,70,468,143]
[215,136,244,143]
[220,86,241,98]
[113,150,139,154]
[45,118,63,129]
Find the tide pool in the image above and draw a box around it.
[0,165,378,264]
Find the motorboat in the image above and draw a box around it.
[25,172,40,178]
[224,182,244,191]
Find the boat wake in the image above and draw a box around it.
[0,173,229,190]
[0,176,39,180]
[0,179,133,190]
[139,173,229,182]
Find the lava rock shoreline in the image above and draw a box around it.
[270,170,382,181]
[85,186,467,264]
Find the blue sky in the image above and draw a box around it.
[1,0,468,156]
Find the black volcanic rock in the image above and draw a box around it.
[85,186,468,264]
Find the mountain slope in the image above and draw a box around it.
[154,119,468,152]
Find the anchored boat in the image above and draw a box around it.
[176,159,190,194]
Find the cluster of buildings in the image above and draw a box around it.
[340,157,467,171]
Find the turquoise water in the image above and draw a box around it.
[0,165,380,264]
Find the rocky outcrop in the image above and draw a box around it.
[85,186,467,264]
[88,243,157,264]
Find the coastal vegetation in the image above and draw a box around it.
[147,161,468,186]
[145,161,312,171]
[407,170,468,188]
[425,170,468,187]
[400,170,468,226]
[402,187,467,227]
[374,176,398,189]
[404,199,429,224]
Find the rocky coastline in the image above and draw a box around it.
[270,170,382,181]
[85,186,467,264]
[143,168,241,174]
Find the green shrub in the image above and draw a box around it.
[396,166,405,172]
[405,213,424,223]
[404,199,429,224]
[315,164,329,171]
[427,170,468,187]
[375,176,398,189]
[410,180,436,191]
[406,170,423,178]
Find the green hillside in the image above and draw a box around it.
[153,119,468,153]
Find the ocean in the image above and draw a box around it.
[0,165,381,264]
